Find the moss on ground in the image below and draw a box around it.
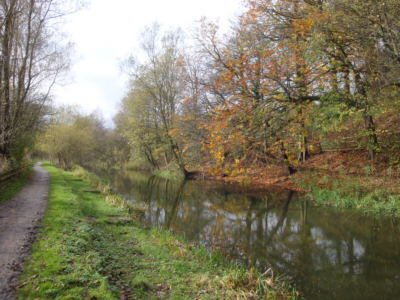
[18,163,299,299]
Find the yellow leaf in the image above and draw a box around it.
[168,128,178,136]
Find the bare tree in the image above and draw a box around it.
[0,0,73,162]
[127,24,193,178]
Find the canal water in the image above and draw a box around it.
[106,170,400,300]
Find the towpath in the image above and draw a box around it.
[0,162,49,299]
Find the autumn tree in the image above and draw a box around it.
[303,0,400,160]
[196,0,328,175]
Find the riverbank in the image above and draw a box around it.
[196,150,400,217]
[18,163,299,299]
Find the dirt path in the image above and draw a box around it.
[0,162,49,300]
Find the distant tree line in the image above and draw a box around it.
[36,106,129,170]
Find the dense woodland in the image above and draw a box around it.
[2,0,400,181]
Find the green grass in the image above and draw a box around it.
[297,172,400,216]
[18,162,299,299]
[0,166,33,204]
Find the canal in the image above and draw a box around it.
[105,170,400,300]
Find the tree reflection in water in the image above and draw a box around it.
[106,170,400,300]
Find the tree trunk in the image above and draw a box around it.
[167,136,191,178]
[1,2,15,158]
[144,145,159,170]
[364,114,378,161]
[281,142,297,175]
[0,141,11,159]
[299,123,309,163]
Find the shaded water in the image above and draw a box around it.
[106,170,400,300]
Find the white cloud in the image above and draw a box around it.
[53,0,243,127]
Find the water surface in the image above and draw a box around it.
[106,170,400,300]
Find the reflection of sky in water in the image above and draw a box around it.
[267,213,279,230]
[290,222,300,233]
[107,171,400,300]
[353,239,365,260]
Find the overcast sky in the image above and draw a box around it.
[52,0,244,127]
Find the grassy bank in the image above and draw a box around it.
[18,163,299,299]
[0,165,33,204]
[296,171,400,217]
